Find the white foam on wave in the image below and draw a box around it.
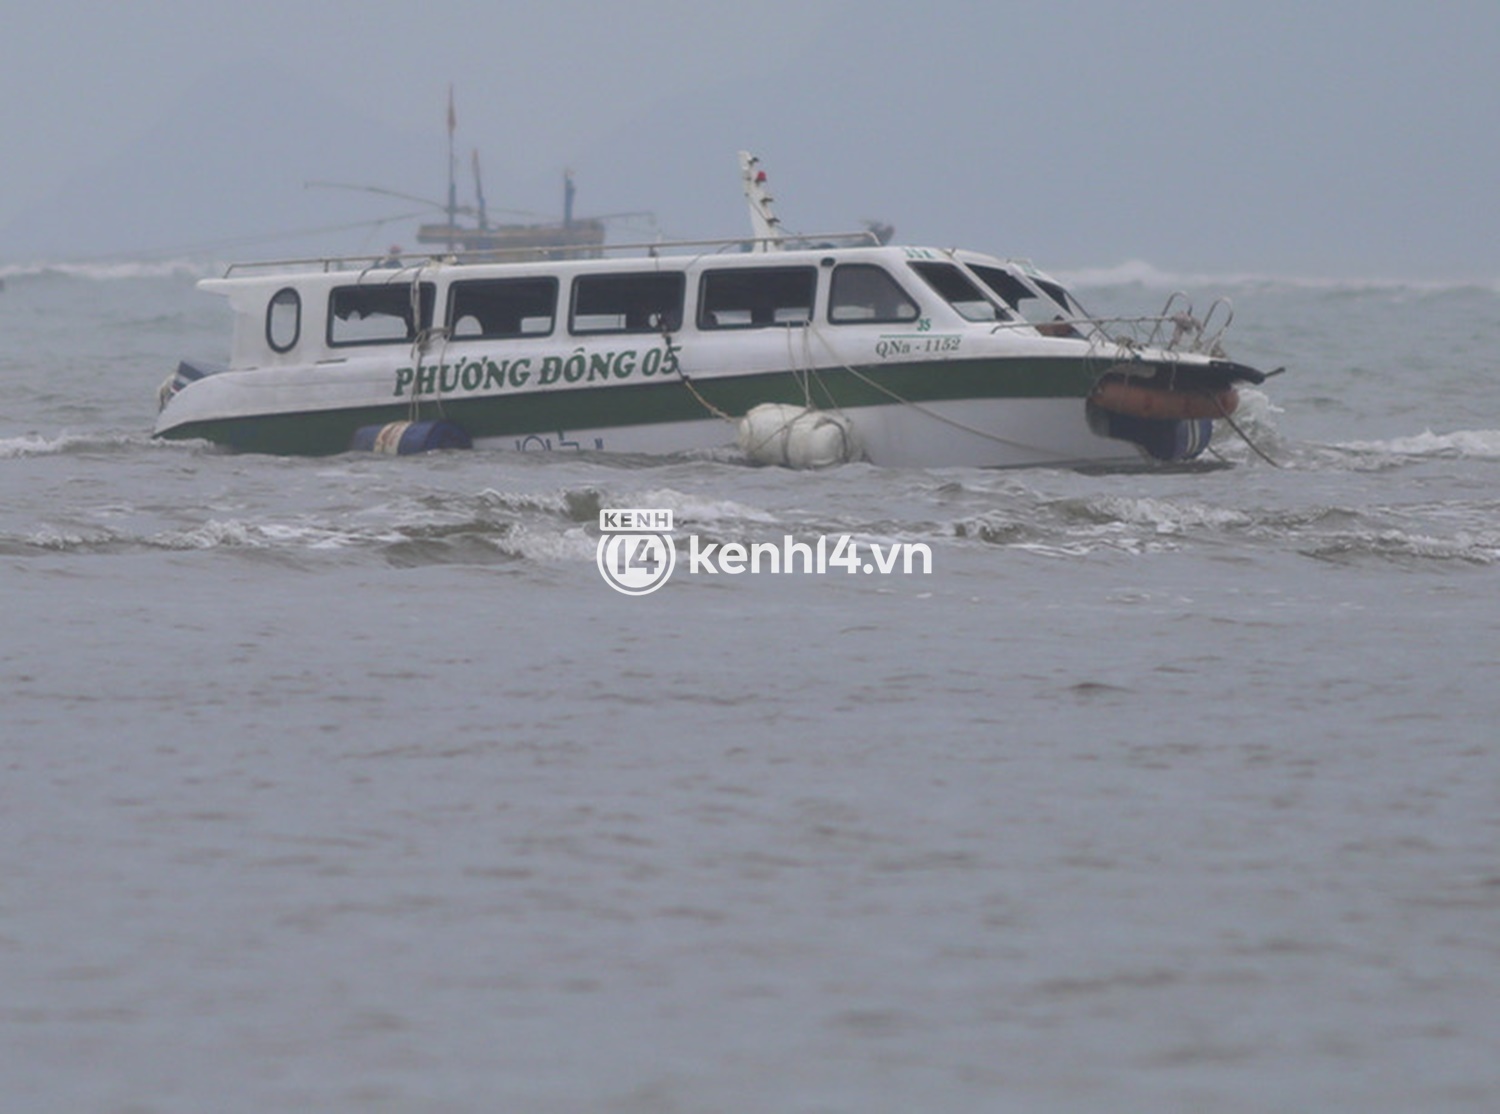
[0,432,154,459]
[23,526,109,551]
[168,519,263,549]
[1310,528,1500,566]
[463,486,779,565]
[620,487,780,528]
[470,488,572,517]
[496,525,599,565]
[1055,261,1218,289]
[1230,387,1283,422]
[152,518,392,552]
[1077,496,1253,534]
[0,258,215,282]
[5,251,1492,296]
[1334,429,1500,460]
[1055,260,1500,295]
[0,434,70,459]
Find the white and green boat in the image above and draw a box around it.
[155,154,1267,468]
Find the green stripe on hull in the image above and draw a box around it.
[158,355,1107,456]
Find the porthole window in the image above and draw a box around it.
[266,287,301,352]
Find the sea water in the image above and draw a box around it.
[2,263,1498,1112]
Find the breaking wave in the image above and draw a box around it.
[0,432,168,459]
[1331,429,1500,461]
[0,259,215,283]
[1058,260,1500,295]
[8,461,1499,572]
[7,253,1492,296]
[1,481,794,569]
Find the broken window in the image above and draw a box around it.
[967,264,1083,337]
[966,265,1034,313]
[328,282,435,346]
[908,261,1008,322]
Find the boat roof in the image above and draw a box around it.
[201,234,1065,298]
[212,230,871,275]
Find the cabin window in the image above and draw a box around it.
[698,266,816,329]
[266,287,301,352]
[908,262,1008,322]
[968,264,1082,336]
[1034,276,1083,318]
[966,264,1032,313]
[327,282,435,346]
[448,277,557,339]
[827,264,919,324]
[570,272,684,335]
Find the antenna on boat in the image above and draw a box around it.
[739,151,784,252]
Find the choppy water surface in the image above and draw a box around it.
[2,265,1498,1112]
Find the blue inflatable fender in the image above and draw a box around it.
[349,419,472,455]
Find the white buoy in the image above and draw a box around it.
[737,403,861,469]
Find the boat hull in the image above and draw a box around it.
[157,239,1268,469]
[155,354,1199,468]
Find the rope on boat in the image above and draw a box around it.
[677,371,736,423]
[402,261,450,424]
[668,320,1089,462]
[736,329,827,460]
[1212,385,1282,468]
[662,323,736,423]
[663,321,864,462]
[659,320,1276,468]
[805,328,1083,461]
[839,363,1080,460]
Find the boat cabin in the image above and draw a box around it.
[206,241,1091,371]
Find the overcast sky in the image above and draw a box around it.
[3,0,1497,280]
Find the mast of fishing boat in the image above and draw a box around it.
[471,149,489,231]
[445,86,458,253]
[739,151,783,252]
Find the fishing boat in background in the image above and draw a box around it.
[155,152,1268,468]
[413,156,606,257]
[310,90,631,259]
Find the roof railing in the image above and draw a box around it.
[221,230,882,277]
[989,312,1235,355]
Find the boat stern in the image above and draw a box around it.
[1086,357,1268,462]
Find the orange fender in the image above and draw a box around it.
[1091,379,1239,421]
